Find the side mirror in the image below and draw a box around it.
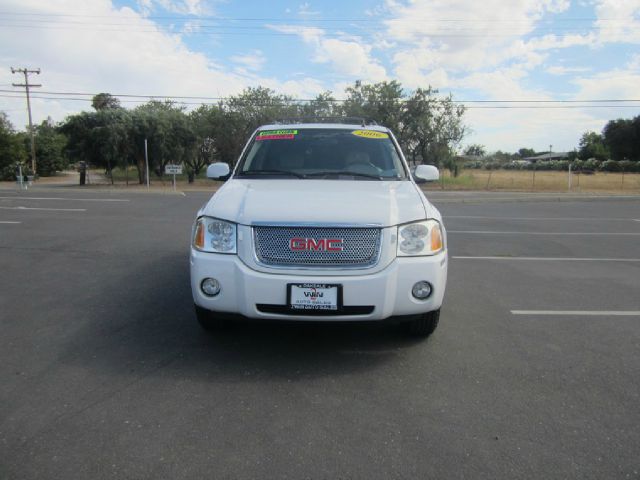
[413,164,439,183]
[206,162,230,180]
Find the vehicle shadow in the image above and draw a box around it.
[61,252,428,382]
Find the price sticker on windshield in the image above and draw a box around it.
[257,130,298,141]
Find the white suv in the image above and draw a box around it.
[190,122,447,337]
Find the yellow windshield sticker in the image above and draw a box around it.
[351,130,389,139]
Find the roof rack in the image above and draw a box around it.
[270,117,378,127]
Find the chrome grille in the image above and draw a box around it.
[254,226,381,267]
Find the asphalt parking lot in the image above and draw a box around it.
[1,188,639,479]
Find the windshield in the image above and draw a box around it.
[236,128,408,180]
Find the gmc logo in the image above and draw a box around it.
[289,238,344,252]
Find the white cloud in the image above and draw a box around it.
[628,54,640,71]
[547,65,592,75]
[151,0,212,15]
[261,77,326,99]
[0,0,254,128]
[593,0,640,44]
[571,70,640,102]
[231,50,266,72]
[313,39,387,80]
[267,25,387,82]
[384,0,586,87]
[298,2,320,16]
[182,20,202,34]
[384,0,570,45]
[464,62,640,152]
[464,104,600,152]
[379,0,636,153]
[456,68,544,100]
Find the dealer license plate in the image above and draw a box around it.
[288,283,341,310]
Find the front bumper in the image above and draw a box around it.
[190,250,447,321]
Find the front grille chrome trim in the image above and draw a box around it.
[253,225,383,269]
[250,221,383,228]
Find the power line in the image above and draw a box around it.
[1,88,639,104]
[1,93,639,110]
[0,22,626,39]
[0,25,578,38]
[0,11,634,39]
[0,11,632,22]
[0,89,640,103]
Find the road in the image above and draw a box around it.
[1,189,639,479]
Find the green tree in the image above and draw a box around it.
[227,86,297,132]
[33,118,67,176]
[53,80,469,184]
[464,144,486,156]
[189,104,245,167]
[403,86,466,168]
[603,118,637,160]
[92,93,121,111]
[299,91,339,119]
[517,148,536,158]
[187,107,223,182]
[60,109,128,181]
[127,101,196,184]
[200,87,299,168]
[342,80,405,133]
[578,131,609,160]
[93,109,132,183]
[60,111,102,167]
[0,112,28,180]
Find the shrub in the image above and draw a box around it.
[618,160,639,172]
[601,160,622,172]
[583,158,602,171]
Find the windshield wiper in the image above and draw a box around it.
[238,169,304,178]
[305,171,386,180]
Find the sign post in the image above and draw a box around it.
[17,164,25,190]
[164,164,183,191]
[144,139,149,190]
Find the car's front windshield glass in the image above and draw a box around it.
[236,128,408,180]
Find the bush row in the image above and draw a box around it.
[463,159,640,172]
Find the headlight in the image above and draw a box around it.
[193,217,237,254]
[397,220,444,256]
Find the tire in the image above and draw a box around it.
[195,304,227,331]
[405,309,440,337]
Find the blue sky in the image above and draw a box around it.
[1,0,639,153]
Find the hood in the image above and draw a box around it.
[201,179,428,227]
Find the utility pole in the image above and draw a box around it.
[11,67,41,175]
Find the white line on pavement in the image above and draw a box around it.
[0,206,86,212]
[452,256,640,262]
[0,221,21,224]
[445,216,638,221]
[448,230,640,236]
[511,310,640,316]
[0,196,129,202]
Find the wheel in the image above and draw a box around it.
[195,304,227,331]
[405,309,440,337]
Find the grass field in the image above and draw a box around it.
[9,167,638,194]
[105,166,639,193]
[423,169,640,193]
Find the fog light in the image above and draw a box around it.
[201,278,221,297]
[412,281,432,300]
